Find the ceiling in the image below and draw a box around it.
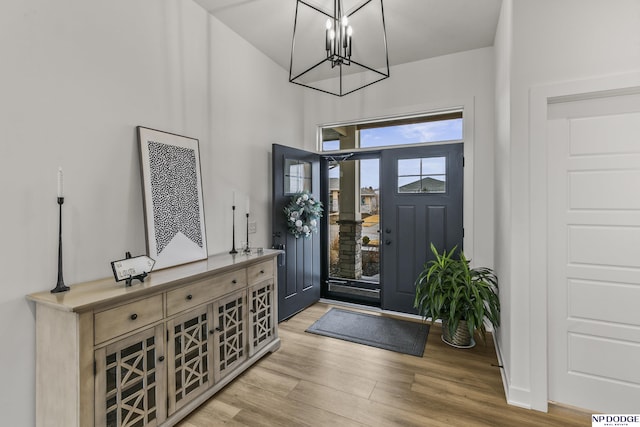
[193,0,502,73]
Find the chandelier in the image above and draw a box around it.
[289,0,390,97]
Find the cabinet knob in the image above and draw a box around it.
[186,294,193,300]
[260,270,265,274]
[130,313,138,320]
[232,279,237,284]
[209,329,214,335]
[158,355,165,362]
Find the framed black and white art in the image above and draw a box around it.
[137,127,208,270]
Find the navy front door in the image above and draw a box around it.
[272,144,321,321]
[380,143,464,313]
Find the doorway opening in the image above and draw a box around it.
[320,111,464,311]
[326,154,381,305]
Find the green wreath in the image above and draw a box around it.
[283,192,324,238]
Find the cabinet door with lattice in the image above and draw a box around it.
[248,281,276,356]
[166,304,214,415]
[213,289,247,381]
[95,324,166,427]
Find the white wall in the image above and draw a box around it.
[303,47,496,268]
[493,0,514,405]
[0,1,303,425]
[494,0,640,410]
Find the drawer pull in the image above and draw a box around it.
[232,279,237,284]
[186,294,193,300]
[130,313,138,321]
[158,356,165,362]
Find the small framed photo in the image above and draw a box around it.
[111,255,155,282]
[137,127,208,270]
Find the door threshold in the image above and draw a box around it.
[327,282,380,299]
[319,298,425,321]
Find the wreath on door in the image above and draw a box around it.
[284,192,324,238]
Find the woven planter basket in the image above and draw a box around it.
[442,320,475,348]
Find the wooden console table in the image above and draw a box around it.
[28,250,281,427]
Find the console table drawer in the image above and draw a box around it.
[166,269,247,316]
[247,260,273,286]
[94,294,164,344]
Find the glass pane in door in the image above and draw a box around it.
[328,158,380,283]
[284,159,311,194]
[398,156,447,193]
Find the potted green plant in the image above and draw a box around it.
[414,244,500,348]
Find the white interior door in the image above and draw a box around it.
[547,91,640,412]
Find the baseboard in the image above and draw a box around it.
[493,337,534,410]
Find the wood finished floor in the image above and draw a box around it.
[178,303,590,426]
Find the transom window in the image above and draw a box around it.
[321,111,462,151]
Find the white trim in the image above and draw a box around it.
[463,97,475,260]
[314,97,477,260]
[315,106,466,152]
[318,139,465,156]
[529,70,640,412]
[319,298,502,333]
[493,335,532,409]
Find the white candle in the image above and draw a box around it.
[246,197,250,214]
[232,191,236,206]
[57,167,64,198]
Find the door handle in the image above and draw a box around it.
[272,244,286,267]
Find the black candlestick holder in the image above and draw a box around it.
[243,213,251,254]
[51,197,70,293]
[229,205,238,254]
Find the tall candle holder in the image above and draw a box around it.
[243,212,251,254]
[51,197,70,293]
[229,205,238,254]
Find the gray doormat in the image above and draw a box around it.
[306,308,429,357]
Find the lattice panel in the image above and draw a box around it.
[172,310,210,408]
[216,292,246,378]
[250,283,274,352]
[103,330,160,427]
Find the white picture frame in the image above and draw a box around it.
[137,126,208,270]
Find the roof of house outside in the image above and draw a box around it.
[399,177,445,192]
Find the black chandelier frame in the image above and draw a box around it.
[289,0,390,97]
